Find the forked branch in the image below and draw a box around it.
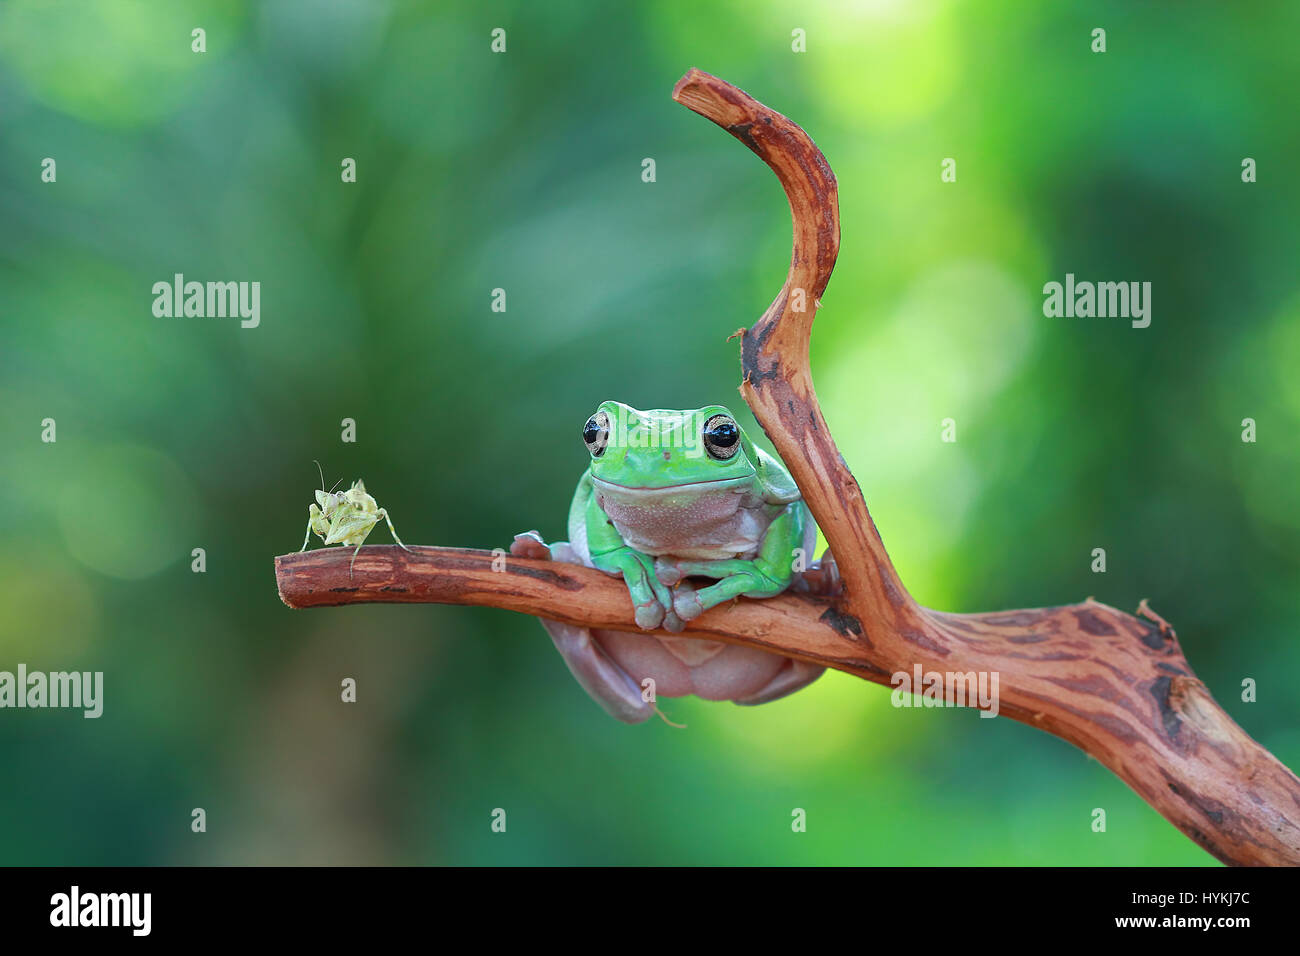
[276,69,1300,866]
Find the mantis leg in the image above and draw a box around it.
[378,509,413,552]
[300,516,314,552]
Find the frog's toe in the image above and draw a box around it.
[672,583,705,622]
[510,533,583,567]
[510,531,550,560]
[653,557,683,586]
[634,599,666,630]
[550,542,581,565]
[661,609,686,633]
[795,548,842,596]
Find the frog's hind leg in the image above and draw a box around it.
[733,659,825,706]
[539,619,655,724]
[509,531,654,723]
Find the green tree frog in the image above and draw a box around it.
[512,401,827,723]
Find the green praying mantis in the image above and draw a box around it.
[300,463,411,575]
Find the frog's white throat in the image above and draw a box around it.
[590,474,767,559]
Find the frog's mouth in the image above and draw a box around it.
[590,475,751,498]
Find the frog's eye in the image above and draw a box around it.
[583,411,610,457]
[702,414,740,461]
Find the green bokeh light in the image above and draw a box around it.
[1,0,1294,865]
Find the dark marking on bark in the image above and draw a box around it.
[1046,674,1120,701]
[740,322,782,388]
[743,357,781,386]
[1018,690,1141,746]
[751,308,780,349]
[727,121,762,155]
[1151,676,1181,740]
[1164,774,1229,828]
[900,627,949,656]
[330,586,360,593]
[505,564,584,590]
[1156,662,1189,676]
[846,660,890,679]
[423,553,584,591]
[875,555,905,608]
[1088,711,1142,745]
[1006,633,1048,644]
[1137,623,1166,651]
[1074,608,1116,636]
[1095,658,1137,685]
[819,606,862,639]
[1002,650,1086,662]
[980,610,1046,627]
[380,586,409,593]
[1173,821,1219,857]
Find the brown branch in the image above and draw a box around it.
[277,546,877,674]
[274,69,1300,866]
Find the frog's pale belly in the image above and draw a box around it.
[583,476,796,700]
[593,627,788,700]
[590,478,774,560]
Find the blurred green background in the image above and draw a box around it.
[2,0,1297,865]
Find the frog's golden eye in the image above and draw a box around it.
[703,414,740,461]
[583,411,610,457]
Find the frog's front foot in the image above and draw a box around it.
[671,581,705,623]
[590,547,677,633]
[633,596,666,630]
[795,548,842,597]
[511,531,581,566]
[661,607,686,633]
[510,530,552,560]
[654,557,684,586]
